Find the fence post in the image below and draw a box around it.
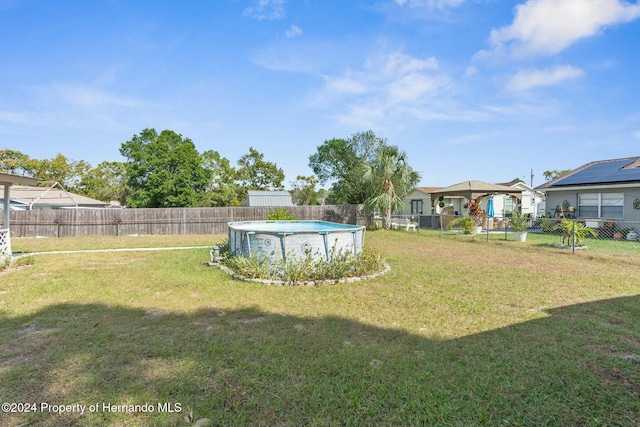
[505,217,508,241]
[572,218,577,254]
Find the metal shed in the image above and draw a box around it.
[245,190,295,207]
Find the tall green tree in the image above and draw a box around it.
[360,145,421,229]
[119,128,212,208]
[308,131,387,204]
[201,150,241,207]
[235,147,284,203]
[26,153,90,189]
[0,149,33,176]
[76,161,129,204]
[289,175,319,206]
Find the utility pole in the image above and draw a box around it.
[530,168,534,188]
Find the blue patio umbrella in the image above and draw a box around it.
[486,197,495,217]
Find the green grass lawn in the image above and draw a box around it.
[2,232,639,426]
[435,228,640,257]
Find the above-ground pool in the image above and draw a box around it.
[228,220,366,261]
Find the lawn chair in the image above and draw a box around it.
[404,218,417,231]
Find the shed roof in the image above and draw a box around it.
[245,190,294,207]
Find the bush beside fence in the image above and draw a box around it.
[9,205,367,238]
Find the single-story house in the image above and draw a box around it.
[245,190,295,207]
[0,184,108,210]
[535,156,640,223]
[402,187,443,215]
[494,181,546,218]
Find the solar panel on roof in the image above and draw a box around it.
[555,158,640,186]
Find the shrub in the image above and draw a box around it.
[222,248,386,284]
[539,218,557,233]
[267,208,296,221]
[509,213,529,232]
[448,216,474,234]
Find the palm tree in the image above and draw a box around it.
[360,145,421,229]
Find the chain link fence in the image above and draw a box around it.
[381,214,640,257]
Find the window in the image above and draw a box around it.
[578,193,623,218]
[504,197,514,214]
[410,199,423,214]
[578,193,598,218]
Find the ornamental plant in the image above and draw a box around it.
[509,212,529,232]
[447,216,474,234]
[467,200,486,226]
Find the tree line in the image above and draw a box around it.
[2,129,422,228]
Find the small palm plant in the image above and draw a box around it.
[556,219,597,246]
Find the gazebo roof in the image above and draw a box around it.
[429,180,521,200]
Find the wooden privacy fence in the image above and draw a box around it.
[9,205,367,238]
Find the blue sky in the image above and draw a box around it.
[1,0,639,188]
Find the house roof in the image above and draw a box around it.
[0,185,108,209]
[246,190,294,207]
[407,187,443,196]
[536,156,640,189]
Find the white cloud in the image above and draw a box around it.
[489,0,640,58]
[505,65,584,91]
[243,0,286,20]
[0,110,30,124]
[388,73,443,103]
[464,66,477,78]
[285,24,303,38]
[37,83,148,110]
[324,75,368,95]
[2,82,155,131]
[381,52,438,75]
[634,130,640,139]
[313,51,451,127]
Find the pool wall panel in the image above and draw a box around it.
[228,221,365,261]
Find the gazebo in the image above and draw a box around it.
[430,180,522,212]
[430,180,521,200]
[1,172,39,260]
